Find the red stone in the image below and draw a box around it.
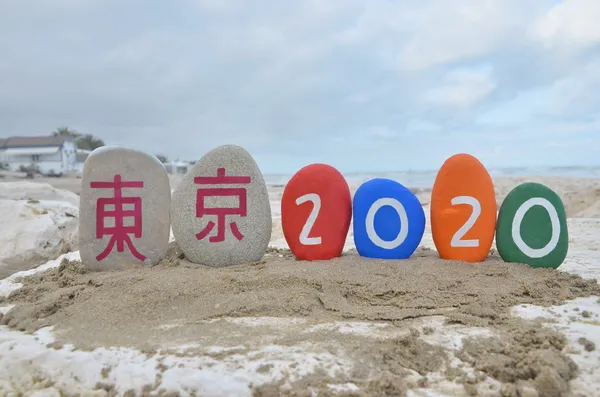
[281,163,352,261]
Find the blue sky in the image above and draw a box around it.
[1,0,599,174]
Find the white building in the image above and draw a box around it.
[0,135,78,176]
[75,149,92,174]
[163,160,190,175]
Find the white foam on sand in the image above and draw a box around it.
[0,251,81,299]
[512,297,600,397]
[1,220,599,396]
[0,311,501,396]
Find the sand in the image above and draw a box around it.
[2,244,600,396]
[1,173,600,395]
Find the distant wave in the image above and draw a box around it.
[263,165,600,188]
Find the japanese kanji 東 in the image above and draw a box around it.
[91,174,146,261]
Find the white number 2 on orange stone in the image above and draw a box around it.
[296,193,322,245]
[450,196,481,248]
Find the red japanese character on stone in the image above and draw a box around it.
[194,167,251,242]
[91,174,146,261]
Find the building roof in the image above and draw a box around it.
[0,135,70,148]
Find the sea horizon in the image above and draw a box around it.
[262,164,600,188]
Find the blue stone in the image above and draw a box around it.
[353,178,425,259]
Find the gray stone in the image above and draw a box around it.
[171,144,271,267]
[79,146,171,271]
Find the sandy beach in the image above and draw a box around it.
[0,173,599,396]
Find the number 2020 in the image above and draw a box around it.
[293,191,564,261]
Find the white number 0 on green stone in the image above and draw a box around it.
[511,197,561,258]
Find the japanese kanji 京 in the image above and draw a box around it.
[194,167,251,242]
[91,174,146,261]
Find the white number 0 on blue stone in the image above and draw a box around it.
[366,198,409,249]
[353,178,426,259]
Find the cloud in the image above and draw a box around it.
[534,0,600,49]
[394,1,540,70]
[0,0,598,173]
[422,65,497,108]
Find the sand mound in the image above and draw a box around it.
[2,245,599,396]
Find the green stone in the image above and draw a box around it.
[496,182,568,268]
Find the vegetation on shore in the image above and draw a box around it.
[53,127,169,163]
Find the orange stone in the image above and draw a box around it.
[281,163,352,261]
[430,153,497,262]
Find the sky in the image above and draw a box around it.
[1,0,600,174]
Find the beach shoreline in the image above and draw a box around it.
[3,170,600,216]
[0,174,599,396]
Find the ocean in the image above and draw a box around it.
[263,165,600,189]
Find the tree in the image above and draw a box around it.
[52,126,104,150]
[53,126,80,138]
[155,154,168,163]
[76,134,105,151]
